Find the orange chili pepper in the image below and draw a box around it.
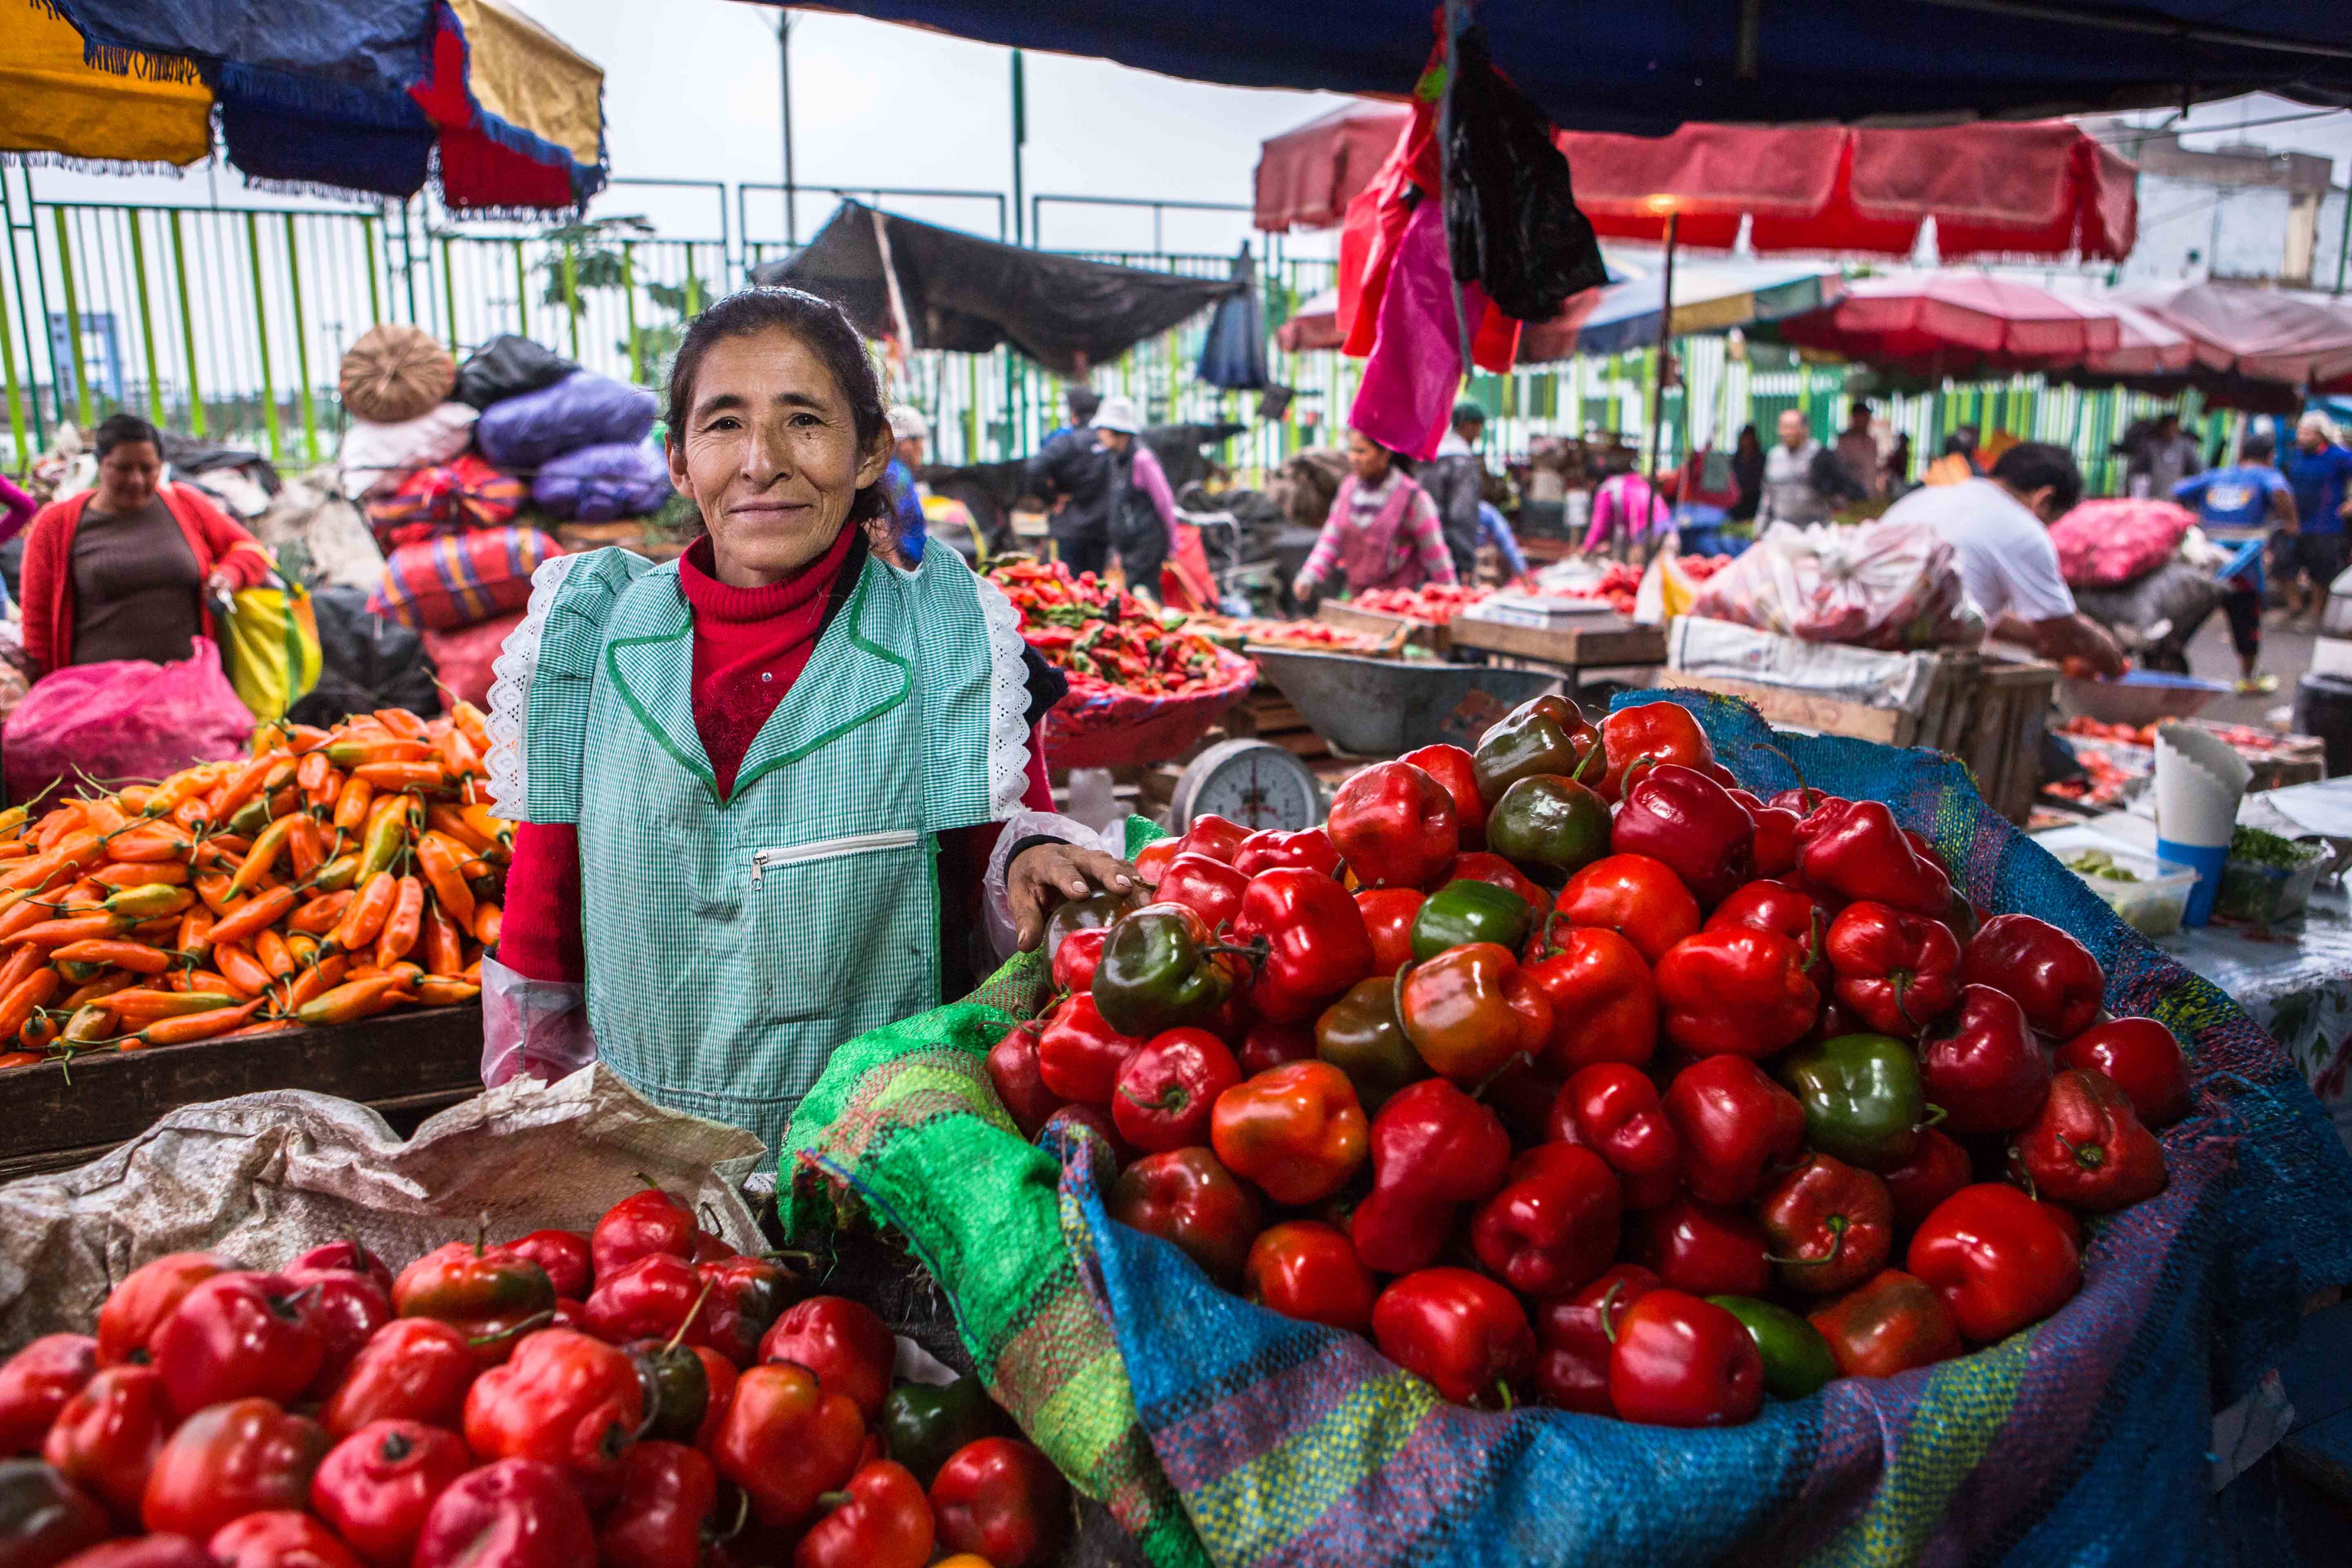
[223,1018,301,1039]
[212,944,269,1000]
[413,835,476,928]
[0,895,53,947]
[426,807,494,856]
[333,775,376,833]
[0,944,42,1000]
[0,845,29,862]
[209,754,279,820]
[171,797,212,833]
[472,902,502,947]
[354,761,447,793]
[459,802,512,848]
[451,702,492,752]
[176,906,214,964]
[206,885,298,949]
[296,750,331,795]
[0,969,60,1038]
[128,915,181,945]
[287,815,325,882]
[345,962,385,981]
[297,974,408,1027]
[284,724,333,755]
[281,956,349,1011]
[263,756,300,793]
[106,825,196,864]
[61,972,136,1010]
[111,786,154,816]
[373,709,430,741]
[93,862,189,890]
[16,1017,57,1052]
[255,929,296,981]
[333,872,399,953]
[12,913,131,949]
[33,805,86,853]
[413,976,482,1007]
[421,903,465,978]
[0,1051,41,1069]
[194,874,241,917]
[179,969,235,995]
[50,940,172,976]
[111,988,241,1022]
[263,785,301,822]
[374,877,425,968]
[145,767,214,817]
[227,815,297,895]
[438,728,483,780]
[289,890,356,936]
[286,932,319,966]
[126,998,266,1049]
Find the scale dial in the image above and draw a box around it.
[1170,739,1323,832]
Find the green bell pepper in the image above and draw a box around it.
[1776,1032,1925,1172]
[1313,976,1429,1113]
[1410,878,1531,962]
[880,1375,998,1488]
[630,1339,710,1443]
[1092,903,1239,1037]
[1046,889,1140,951]
[1707,1295,1838,1400]
[1484,774,1611,883]
[1471,694,1597,804]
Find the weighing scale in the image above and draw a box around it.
[1168,739,1324,832]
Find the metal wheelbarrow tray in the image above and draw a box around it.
[1247,648,1563,757]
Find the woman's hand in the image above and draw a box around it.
[1009,842,1140,951]
[1292,574,1319,609]
[205,569,238,599]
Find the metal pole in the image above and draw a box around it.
[512,239,530,339]
[0,253,23,466]
[4,167,49,448]
[441,237,460,353]
[52,209,91,430]
[126,211,163,428]
[777,14,797,246]
[1645,211,1679,507]
[622,241,642,384]
[243,212,281,461]
[284,214,317,464]
[168,210,204,437]
[561,241,580,360]
[2336,183,2351,295]
[1010,49,1027,246]
[361,216,383,325]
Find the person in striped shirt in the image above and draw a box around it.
[1292,429,1458,608]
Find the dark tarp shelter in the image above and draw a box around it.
[757,2,2352,136]
[751,201,1239,379]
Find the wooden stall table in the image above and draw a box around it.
[1317,601,1448,655]
[0,1005,485,1179]
[1446,609,1668,690]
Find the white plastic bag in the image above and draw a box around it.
[336,401,478,499]
[480,952,598,1088]
[1687,521,1981,650]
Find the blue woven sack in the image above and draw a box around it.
[1049,690,2352,1566]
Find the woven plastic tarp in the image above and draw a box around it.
[782,695,2352,1566]
[1042,647,1257,771]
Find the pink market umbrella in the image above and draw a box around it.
[2074,298,2206,376]
[1776,274,2120,374]
[2120,282,2352,389]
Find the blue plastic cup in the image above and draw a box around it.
[2158,838,2231,927]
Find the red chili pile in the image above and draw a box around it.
[0,1185,1068,1568]
[1350,584,1494,623]
[987,559,1230,697]
[991,698,2187,1428]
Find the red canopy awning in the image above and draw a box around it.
[1775,274,2122,374]
[1255,109,2137,262]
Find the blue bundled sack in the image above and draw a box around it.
[531,441,674,522]
[475,370,656,471]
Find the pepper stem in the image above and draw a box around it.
[2054,1131,2104,1169]
[467,1308,555,1348]
[664,1278,715,1356]
[1765,1214,1846,1268]
[1597,1279,1627,1344]
[814,1490,852,1513]
[473,1211,489,1258]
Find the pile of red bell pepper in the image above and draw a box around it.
[986,559,1231,698]
[993,699,2185,1428]
[1350,584,1494,624]
[0,1184,1069,1567]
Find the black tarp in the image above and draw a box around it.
[750,201,1239,379]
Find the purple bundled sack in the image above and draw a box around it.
[475,370,657,470]
[532,441,675,522]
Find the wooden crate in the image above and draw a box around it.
[1317,601,1448,654]
[1448,613,1667,672]
[1224,686,1330,762]
[0,1005,486,1179]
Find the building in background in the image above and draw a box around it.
[2094,120,2346,291]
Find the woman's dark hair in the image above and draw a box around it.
[93,412,163,461]
[1065,386,1102,426]
[1350,429,1412,474]
[664,287,890,524]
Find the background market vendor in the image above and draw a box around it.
[484,287,1131,1149]
[1291,428,1456,608]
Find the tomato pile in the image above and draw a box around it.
[1350,584,1493,623]
[987,559,1231,697]
[0,709,507,1071]
[992,699,2187,1427]
[0,1183,1068,1568]
[2057,716,2287,755]
[1675,554,1733,584]
[1181,615,1392,655]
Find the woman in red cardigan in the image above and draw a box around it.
[20,413,273,677]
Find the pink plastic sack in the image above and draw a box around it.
[4,641,252,804]
[2048,499,2194,589]
[1688,520,1982,651]
[420,610,524,709]
[1350,203,1492,461]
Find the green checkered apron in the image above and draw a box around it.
[521,545,1011,1152]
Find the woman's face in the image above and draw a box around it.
[1347,430,1391,483]
[96,441,162,512]
[668,328,889,588]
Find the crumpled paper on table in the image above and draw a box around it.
[0,1065,766,1345]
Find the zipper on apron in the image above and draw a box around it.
[749,829,922,884]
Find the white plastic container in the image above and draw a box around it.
[2029,825,2200,938]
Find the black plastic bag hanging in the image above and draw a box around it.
[1441,25,1608,323]
[1196,247,1270,390]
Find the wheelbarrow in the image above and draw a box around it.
[1248,648,1564,757]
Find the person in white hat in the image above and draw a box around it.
[887,404,931,469]
[1092,396,1195,606]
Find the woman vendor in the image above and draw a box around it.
[1290,429,1456,608]
[19,413,273,675]
[484,288,1130,1151]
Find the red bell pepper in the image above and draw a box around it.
[1109,1147,1264,1283]
[1329,761,1460,889]
[1238,1018,1318,1075]
[207,1511,365,1568]
[795,1459,934,1568]
[1371,1268,1535,1408]
[309,1419,472,1568]
[2013,1068,2169,1212]
[1348,1078,1512,1274]
[590,1180,700,1282]
[1806,1269,1963,1379]
[48,1543,212,1568]
[1035,993,1143,1105]
[1550,1062,1682,1209]
[584,1252,703,1347]
[1825,901,1963,1038]
[1654,927,1820,1058]
[1611,763,1757,909]
[1597,701,1715,802]
[1907,1183,2083,1343]
[409,1458,596,1568]
[1918,983,2053,1133]
[141,1396,329,1539]
[1556,853,1701,964]
[463,1328,642,1506]
[1961,913,2105,1039]
[2056,1017,2192,1128]
[595,1442,717,1568]
[713,1363,864,1531]
[1470,1142,1623,1297]
[1773,785,1842,817]
[1533,1263,1660,1415]
[0,1333,94,1456]
[1171,813,1250,864]
[501,1232,590,1303]
[1607,1289,1764,1428]
[1245,1221,1377,1333]
[1706,878,1830,987]
[392,1232,559,1364]
[987,1018,1067,1138]
[1795,800,1953,917]
[1231,828,1343,880]
[1879,1127,1973,1233]
[0,1464,110,1565]
[150,1270,328,1418]
[928,1438,1072,1568]
[758,1296,895,1422]
[694,1256,796,1369]
[1154,856,1250,935]
[1399,743,1488,849]
[1398,942,1553,1083]
[1114,1027,1241,1152]
[1209,1060,1368,1205]
[1354,888,1424,978]
[1050,926,1109,994]
[320,1318,477,1441]
[1629,1196,1771,1297]
[1522,923,1656,1073]
[1757,1153,1895,1296]
[290,1241,394,1299]
[96,1252,228,1368]
[43,1363,168,1521]
[1727,790,1800,878]
[1662,1054,1806,1206]
[1232,867,1375,1019]
[284,1265,391,1401]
